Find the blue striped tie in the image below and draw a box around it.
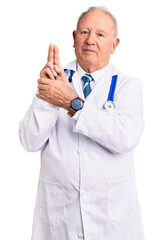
[81,74,94,98]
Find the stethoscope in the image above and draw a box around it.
[64,69,118,110]
[103,75,118,110]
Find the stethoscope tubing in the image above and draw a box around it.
[103,75,118,110]
[107,75,118,102]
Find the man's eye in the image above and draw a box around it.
[98,33,104,37]
[81,31,89,34]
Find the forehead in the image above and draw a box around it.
[78,10,114,31]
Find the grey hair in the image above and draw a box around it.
[76,6,118,38]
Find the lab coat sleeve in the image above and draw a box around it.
[73,78,145,154]
[19,94,58,152]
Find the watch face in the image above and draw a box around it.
[71,98,84,111]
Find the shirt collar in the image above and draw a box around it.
[77,63,110,83]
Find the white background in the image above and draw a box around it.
[0,0,163,239]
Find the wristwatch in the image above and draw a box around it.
[67,97,84,117]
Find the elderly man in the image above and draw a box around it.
[19,6,145,240]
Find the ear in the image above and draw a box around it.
[111,38,120,54]
[72,31,76,48]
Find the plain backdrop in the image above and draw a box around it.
[0,0,163,239]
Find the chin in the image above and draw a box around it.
[81,56,96,66]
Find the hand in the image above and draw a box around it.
[40,44,60,80]
[38,44,78,110]
[38,76,78,110]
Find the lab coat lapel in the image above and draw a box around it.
[64,60,85,99]
[71,72,85,99]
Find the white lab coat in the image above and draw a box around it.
[19,60,145,240]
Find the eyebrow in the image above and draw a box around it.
[79,27,107,33]
[97,30,107,33]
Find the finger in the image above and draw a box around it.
[40,68,54,80]
[44,67,55,80]
[38,84,48,91]
[47,43,54,63]
[38,78,51,85]
[53,45,60,66]
[43,62,57,77]
[53,65,66,80]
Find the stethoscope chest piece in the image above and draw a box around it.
[104,101,115,110]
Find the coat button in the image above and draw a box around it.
[77,232,84,238]
[80,190,85,196]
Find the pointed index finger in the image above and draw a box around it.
[47,43,54,63]
[53,45,60,66]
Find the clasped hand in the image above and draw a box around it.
[38,44,77,110]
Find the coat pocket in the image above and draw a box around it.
[38,179,66,228]
[107,177,136,228]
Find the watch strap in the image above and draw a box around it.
[67,107,76,117]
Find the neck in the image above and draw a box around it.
[78,61,109,73]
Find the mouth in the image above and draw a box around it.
[83,49,96,53]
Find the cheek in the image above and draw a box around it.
[75,39,84,54]
[100,42,113,55]
[75,36,85,47]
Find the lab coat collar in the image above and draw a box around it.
[63,60,120,81]
[63,60,120,101]
[77,63,110,84]
[64,60,77,72]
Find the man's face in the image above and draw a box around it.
[73,10,119,72]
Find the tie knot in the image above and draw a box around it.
[81,74,94,84]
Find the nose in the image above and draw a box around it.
[86,33,95,45]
